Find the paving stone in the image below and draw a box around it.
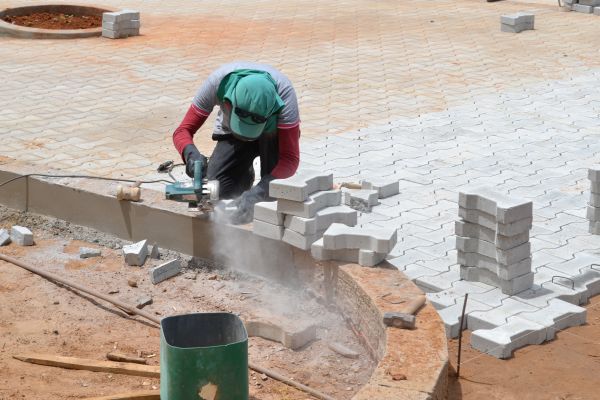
[438,298,493,338]
[457,221,530,249]
[501,23,533,34]
[459,187,532,224]
[468,298,539,331]
[122,239,148,266]
[595,7,600,15]
[471,316,546,359]
[342,189,379,211]
[589,193,600,207]
[518,298,587,340]
[589,221,600,234]
[102,9,140,23]
[149,259,181,284]
[311,239,386,266]
[416,268,461,292]
[277,189,341,218]
[254,201,284,225]
[458,251,532,280]
[456,236,530,265]
[361,179,400,198]
[469,287,509,308]
[573,3,594,12]
[253,220,284,241]
[149,243,160,259]
[245,319,316,350]
[0,229,10,246]
[135,295,153,309]
[459,207,532,236]
[322,223,397,253]
[102,20,141,31]
[500,12,534,26]
[282,228,324,250]
[588,165,600,182]
[461,266,534,295]
[10,226,33,246]
[284,205,356,235]
[269,170,333,201]
[586,205,600,221]
[79,247,101,259]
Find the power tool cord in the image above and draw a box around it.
[0,173,175,189]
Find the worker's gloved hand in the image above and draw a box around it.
[229,177,272,225]
[182,144,208,179]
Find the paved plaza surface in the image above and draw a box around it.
[2,0,600,356]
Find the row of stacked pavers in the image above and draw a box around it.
[587,166,600,234]
[563,0,600,14]
[102,10,140,39]
[457,188,534,295]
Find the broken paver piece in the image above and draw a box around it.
[322,223,397,253]
[284,205,357,235]
[0,229,11,246]
[311,238,386,267]
[277,189,341,218]
[135,295,153,309]
[383,312,416,329]
[149,243,160,259]
[269,170,333,201]
[343,189,379,212]
[361,179,400,199]
[150,259,181,284]
[244,319,317,350]
[79,247,102,259]
[122,240,148,266]
[11,226,33,246]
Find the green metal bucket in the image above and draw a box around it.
[160,312,249,400]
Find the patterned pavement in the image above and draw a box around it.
[2,0,600,356]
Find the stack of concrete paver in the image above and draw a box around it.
[253,170,356,250]
[102,10,140,39]
[587,166,600,234]
[564,0,600,14]
[500,12,534,33]
[457,188,534,295]
[311,223,397,267]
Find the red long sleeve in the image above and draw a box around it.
[172,104,209,160]
[271,123,300,179]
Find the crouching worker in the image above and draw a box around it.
[172,62,301,224]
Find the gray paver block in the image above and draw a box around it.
[500,12,535,25]
[277,189,341,218]
[269,170,333,201]
[580,0,600,5]
[383,312,416,329]
[0,229,10,246]
[456,221,530,249]
[456,236,531,265]
[438,298,492,338]
[149,243,160,259]
[588,166,600,182]
[471,316,546,359]
[459,207,532,236]
[459,187,532,224]
[282,228,323,250]
[245,319,316,350]
[573,3,594,12]
[311,238,386,267]
[253,220,284,241]
[79,247,101,259]
[460,266,534,295]
[322,223,398,253]
[342,189,379,211]
[458,251,531,280]
[361,179,400,198]
[122,239,148,266]
[254,201,284,225]
[589,221,600,234]
[103,20,141,31]
[284,205,356,235]
[102,10,140,23]
[150,259,181,284]
[519,298,587,340]
[586,205,600,221]
[501,22,533,33]
[595,7,600,15]
[468,298,539,331]
[11,226,33,246]
[589,193,600,207]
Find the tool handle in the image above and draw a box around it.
[193,160,202,191]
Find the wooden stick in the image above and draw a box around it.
[13,354,159,378]
[84,391,159,400]
[107,352,148,365]
[404,295,426,315]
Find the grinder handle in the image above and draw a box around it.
[193,160,202,191]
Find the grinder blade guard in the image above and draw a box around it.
[165,160,220,207]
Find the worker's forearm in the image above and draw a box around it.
[172,104,209,160]
[270,123,300,179]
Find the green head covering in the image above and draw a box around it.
[217,69,285,140]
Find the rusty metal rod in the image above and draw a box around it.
[0,253,336,400]
[456,293,469,378]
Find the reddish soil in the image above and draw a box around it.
[447,295,600,400]
[1,12,101,30]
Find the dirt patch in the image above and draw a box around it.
[447,295,600,400]
[0,206,375,399]
[1,12,101,29]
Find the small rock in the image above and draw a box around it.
[260,374,268,381]
[53,330,59,335]
[127,278,138,288]
[135,295,153,309]
[383,312,416,329]
[122,240,149,267]
[108,289,119,294]
[0,229,11,246]
[79,247,102,259]
[208,274,218,280]
[53,301,60,305]
[149,243,160,259]
[387,367,407,381]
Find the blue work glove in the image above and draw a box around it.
[182,144,208,179]
[229,176,273,225]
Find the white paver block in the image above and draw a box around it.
[282,228,324,250]
[455,221,529,250]
[458,251,532,280]
[438,298,493,338]
[150,259,181,284]
[79,247,101,259]
[468,298,539,331]
[589,193,600,207]
[461,266,534,295]
[284,205,356,235]
[0,229,10,246]
[471,316,546,359]
[361,179,400,198]
[322,223,398,253]
[590,221,600,235]
[10,226,33,246]
[311,239,386,267]
[343,189,379,211]
[459,187,532,224]
[149,243,160,259]
[102,10,140,23]
[457,237,531,264]
[573,3,594,12]
[277,189,341,218]
[519,299,587,340]
[269,170,333,201]
[500,12,535,26]
[586,205,600,221]
[459,207,532,236]
[588,165,600,182]
[122,239,148,266]
[254,201,284,225]
[580,0,600,5]
[253,220,284,241]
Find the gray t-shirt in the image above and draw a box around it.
[192,62,300,137]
